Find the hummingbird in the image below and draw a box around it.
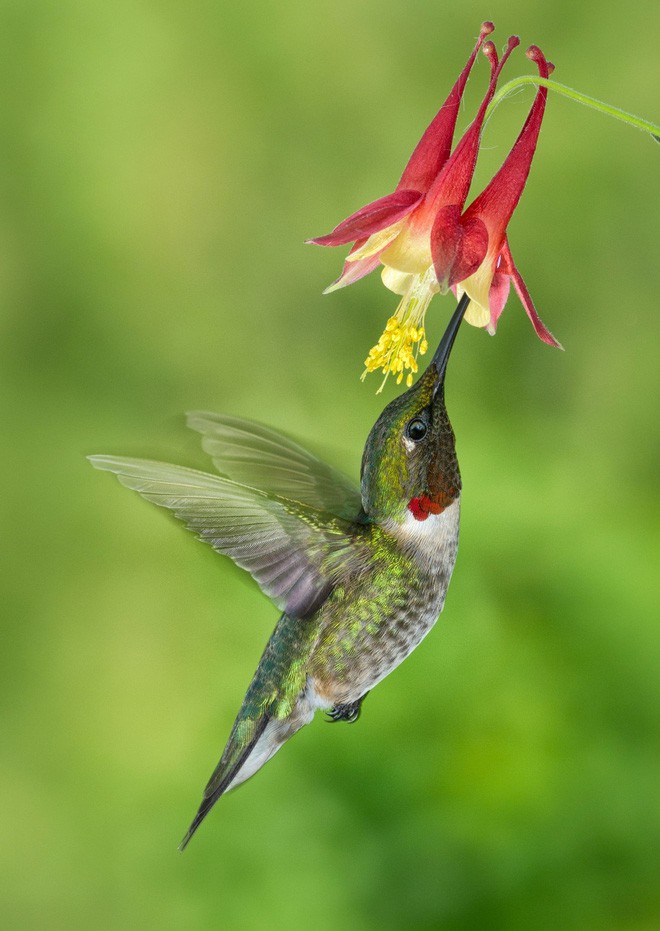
[90,294,469,848]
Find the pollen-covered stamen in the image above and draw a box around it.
[362,267,435,391]
[362,317,428,391]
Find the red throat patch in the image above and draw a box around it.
[408,495,445,521]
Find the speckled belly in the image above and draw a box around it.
[309,573,450,707]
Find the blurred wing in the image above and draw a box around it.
[186,411,362,520]
[90,456,359,619]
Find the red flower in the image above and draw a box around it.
[309,21,500,303]
[434,45,562,347]
[309,26,560,386]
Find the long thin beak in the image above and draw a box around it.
[431,292,470,385]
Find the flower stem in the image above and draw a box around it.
[485,76,660,141]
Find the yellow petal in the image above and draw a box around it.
[346,222,405,262]
[464,300,490,328]
[457,263,494,329]
[381,266,413,295]
[380,224,434,276]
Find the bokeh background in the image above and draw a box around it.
[2,1,659,928]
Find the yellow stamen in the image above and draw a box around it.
[362,266,437,393]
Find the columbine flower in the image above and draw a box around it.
[309,24,560,387]
[434,45,562,348]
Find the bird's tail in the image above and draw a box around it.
[179,697,314,850]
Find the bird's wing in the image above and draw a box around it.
[89,456,360,619]
[186,411,362,520]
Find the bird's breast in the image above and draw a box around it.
[309,502,460,705]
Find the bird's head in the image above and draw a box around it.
[360,297,466,524]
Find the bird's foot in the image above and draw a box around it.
[327,693,368,724]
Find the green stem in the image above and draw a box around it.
[485,76,660,140]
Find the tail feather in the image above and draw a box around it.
[179,611,321,850]
[179,702,315,850]
[179,714,270,851]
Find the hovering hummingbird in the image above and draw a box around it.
[90,295,469,848]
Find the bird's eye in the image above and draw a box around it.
[406,418,427,442]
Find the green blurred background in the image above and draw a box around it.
[2,0,659,927]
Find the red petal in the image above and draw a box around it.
[397,21,494,193]
[486,269,512,333]
[424,35,520,212]
[323,239,382,291]
[308,189,421,247]
[463,45,552,244]
[431,205,488,288]
[504,242,563,348]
